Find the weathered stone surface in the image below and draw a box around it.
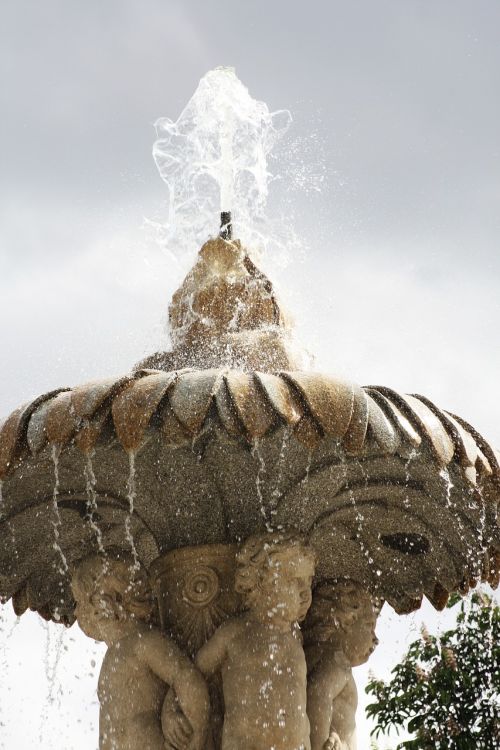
[193,531,315,750]
[71,554,210,750]
[305,580,380,750]
[283,372,354,438]
[151,544,242,657]
[112,371,176,451]
[0,389,68,477]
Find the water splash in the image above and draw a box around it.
[152,67,293,261]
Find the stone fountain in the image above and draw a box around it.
[0,70,499,750]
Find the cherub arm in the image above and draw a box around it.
[135,630,209,750]
[307,657,350,750]
[195,620,235,678]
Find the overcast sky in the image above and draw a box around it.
[1,1,499,748]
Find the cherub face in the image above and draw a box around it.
[259,551,314,624]
[71,580,112,641]
[341,608,379,666]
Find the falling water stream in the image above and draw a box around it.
[50,445,69,577]
[125,450,140,569]
[84,451,106,557]
[403,447,418,508]
[271,426,293,518]
[251,439,272,532]
[38,620,66,743]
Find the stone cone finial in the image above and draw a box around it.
[137,236,303,372]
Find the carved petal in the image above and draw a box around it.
[12,585,29,616]
[411,395,478,468]
[475,449,492,477]
[443,414,480,467]
[488,549,500,589]
[112,372,176,451]
[366,389,422,448]
[225,372,275,439]
[399,394,455,466]
[0,407,28,479]
[254,372,303,425]
[343,387,369,453]
[447,412,500,478]
[72,376,131,420]
[214,380,244,436]
[389,595,424,615]
[162,402,193,447]
[283,373,354,438]
[45,392,79,446]
[426,582,450,611]
[74,409,110,454]
[169,370,221,434]
[293,416,323,450]
[27,392,73,456]
[0,390,68,477]
[365,394,399,454]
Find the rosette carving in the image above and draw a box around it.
[150,544,242,655]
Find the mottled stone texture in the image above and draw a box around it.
[138,237,302,372]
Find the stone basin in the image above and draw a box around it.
[1,364,499,624]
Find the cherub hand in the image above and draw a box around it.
[163,710,193,750]
[323,731,343,750]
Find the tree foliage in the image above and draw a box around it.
[366,592,500,749]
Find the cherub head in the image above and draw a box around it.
[234,530,316,625]
[303,579,381,666]
[71,553,154,644]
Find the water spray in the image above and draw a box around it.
[153,67,291,257]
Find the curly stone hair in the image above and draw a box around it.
[303,579,381,645]
[71,552,154,622]
[234,529,316,610]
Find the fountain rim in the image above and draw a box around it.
[0,366,498,482]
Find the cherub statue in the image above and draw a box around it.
[71,553,209,750]
[192,529,316,750]
[303,580,381,750]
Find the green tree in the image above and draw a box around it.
[366,591,500,749]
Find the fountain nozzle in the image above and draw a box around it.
[219,211,233,240]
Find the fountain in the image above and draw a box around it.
[0,69,498,749]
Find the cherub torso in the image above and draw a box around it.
[306,644,358,750]
[330,671,357,749]
[220,618,310,750]
[98,636,166,750]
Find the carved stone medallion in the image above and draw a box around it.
[150,543,243,655]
